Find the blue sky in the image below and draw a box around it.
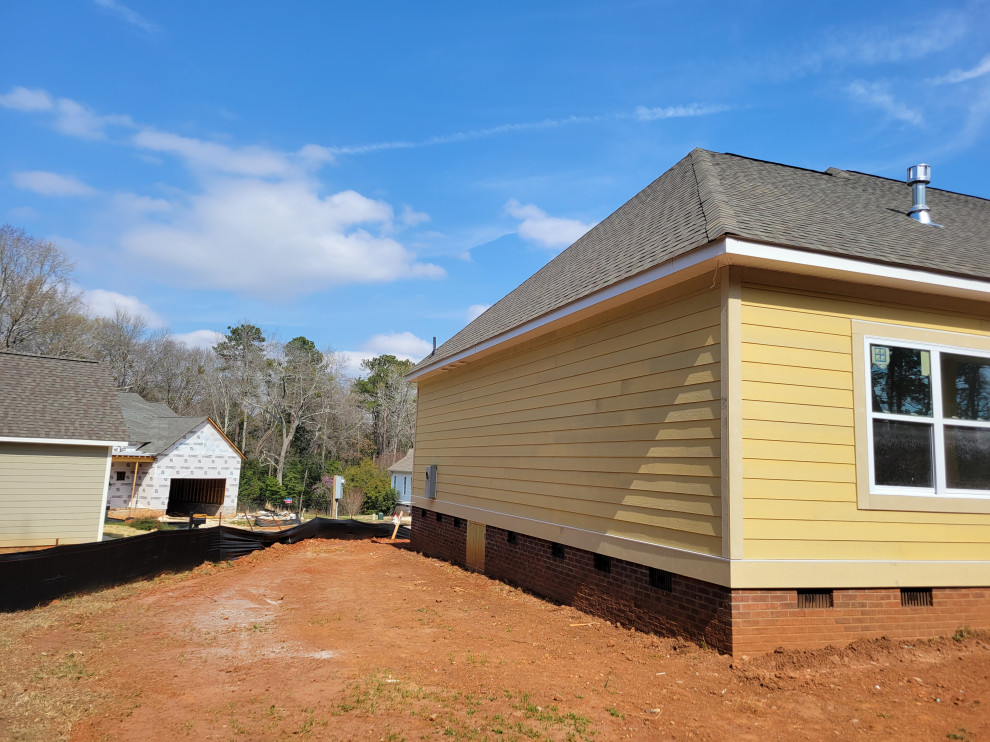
[2,1,989,374]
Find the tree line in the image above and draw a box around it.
[1,224,416,515]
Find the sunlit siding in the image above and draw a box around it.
[740,278,990,562]
[415,280,723,556]
[0,443,109,547]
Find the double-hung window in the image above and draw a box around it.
[865,336,990,501]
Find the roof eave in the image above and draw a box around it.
[408,237,990,383]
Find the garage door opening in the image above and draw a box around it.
[166,478,226,516]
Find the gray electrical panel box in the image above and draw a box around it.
[425,465,437,499]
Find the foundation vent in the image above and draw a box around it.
[593,554,612,573]
[649,568,673,592]
[507,531,518,544]
[901,588,933,607]
[551,542,565,559]
[797,589,834,609]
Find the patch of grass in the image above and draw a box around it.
[605,706,624,719]
[127,516,173,531]
[952,627,975,642]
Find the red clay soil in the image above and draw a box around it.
[1,535,987,741]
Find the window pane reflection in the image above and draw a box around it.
[941,353,990,421]
[944,426,990,490]
[871,345,932,416]
[873,419,933,488]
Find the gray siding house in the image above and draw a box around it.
[0,353,127,548]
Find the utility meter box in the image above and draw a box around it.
[332,475,346,500]
[425,465,437,498]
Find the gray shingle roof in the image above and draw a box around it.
[388,448,414,474]
[0,352,127,442]
[413,148,990,373]
[118,392,209,456]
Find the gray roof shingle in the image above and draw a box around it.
[0,352,127,442]
[117,392,210,456]
[413,149,990,372]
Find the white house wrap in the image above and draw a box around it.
[110,393,244,515]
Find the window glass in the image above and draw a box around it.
[944,426,990,490]
[871,345,932,416]
[941,352,990,421]
[873,419,933,488]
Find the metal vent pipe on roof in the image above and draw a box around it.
[907,164,932,224]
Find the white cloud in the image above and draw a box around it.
[172,329,225,350]
[505,199,596,250]
[54,98,133,140]
[340,331,433,377]
[846,81,923,126]
[932,54,990,85]
[400,204,430,227]
[120,178,445,296]
[132,129,294,177]
[328,104,730,157]
[634,103,732,121]
[82,288,166,326]
[0,87,133,140]
[466,304,489,322]
[363,331,433,358]
[11,171,97,197]
[93,0,158,33]
[111,192,173,214]
[0,86,54,112]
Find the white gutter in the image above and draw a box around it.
[409,236,990,381]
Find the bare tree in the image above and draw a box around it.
[89,307,149,389]
[0,225,83,354]
[257,337,339,484]
[341,487,364,518]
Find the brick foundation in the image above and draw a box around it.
[410,508,467,568]
[411,510,733,651]
[731,587,990,656]
[411,509,990,655]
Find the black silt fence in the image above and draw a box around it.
[0,517,398,612]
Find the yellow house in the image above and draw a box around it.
[407,150,990,654]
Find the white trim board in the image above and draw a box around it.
[409,237,990,382]
[414,498,989,589]
[0,436,127,447]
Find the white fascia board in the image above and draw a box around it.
[723,237,990,298]
[407,239,728,381]
[0,436,128,447]
[409,236,990,381]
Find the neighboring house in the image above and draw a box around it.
[0,353,127,548]
[407,149,990,655]
[109,393,244,516]
[389,449,414,507]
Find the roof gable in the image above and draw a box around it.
[0,352,126,442]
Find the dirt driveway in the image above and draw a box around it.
[1,534,987,741]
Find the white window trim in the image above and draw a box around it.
[853,320,990,514]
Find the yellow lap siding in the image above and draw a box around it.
[415,283,722,556]
[0,442,109,547]
[740,278,990,563]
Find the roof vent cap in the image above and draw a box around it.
[907,164,932,224]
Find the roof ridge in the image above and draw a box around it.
[690,148,739,241]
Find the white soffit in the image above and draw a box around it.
[410,237,990,381]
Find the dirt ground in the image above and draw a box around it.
[1,534,987,741]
